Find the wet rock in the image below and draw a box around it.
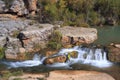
[10,0,28,16]
[45,50,58,57]
[47,70,115,80]
[43,55,67,65]
[0,0,5,13]
[58,26,97,45]
[68,51,78,58]
[108,45,120,62]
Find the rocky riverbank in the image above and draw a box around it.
[7,70,115,80]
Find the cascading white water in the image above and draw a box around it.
[3,46,112,68]
[3,54,43,68]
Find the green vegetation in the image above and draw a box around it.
[47,30,62,50]
[37,0,120,26]
[1,70,23,80]
[0,47,5,59]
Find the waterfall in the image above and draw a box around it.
[2,46,112,68]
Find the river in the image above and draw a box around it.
[0,26,120,80]
[94,26,120,45]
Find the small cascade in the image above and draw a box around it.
[2,46,112,68]
[3,54,43,68]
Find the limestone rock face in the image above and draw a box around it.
[0,0,5,13]
[58,27,97,45]
[0,17,54,60]
[10,0,28,16]
[47,70,115,80]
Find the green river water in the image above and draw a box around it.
[94,26,120,45]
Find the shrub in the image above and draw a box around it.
[47,30,62,50]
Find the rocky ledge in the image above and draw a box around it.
[0,15,97,60]
[8,70,115,80]
[58,26,97,45]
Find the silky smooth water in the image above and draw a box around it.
[94,26,120,45]
[0,46,120,80]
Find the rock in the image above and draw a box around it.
[19,48,26,53]
[58,26,97,45]
[43,55,67,65]
[114,44,120,48]
[108,46,120,62]
[0,0,5,13]
[0,14,17,19]
[68,51,78,58]
[8,70,115,80]
[27,0,37,15]
[47,70,115,80]
[10,0,28,16]
[0,18,54,60]
[45,50,58,57]
[5,48,18,60]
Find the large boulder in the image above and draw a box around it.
[10,0,28,16]
[0,17,54,60]
[108,45,120,62]
[0,0,5,13]
[58,27,97,45]
[47,70,115,80]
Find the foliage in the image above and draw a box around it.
[37,0,120,26]
[47,30,62,50]
[0,47,5,59]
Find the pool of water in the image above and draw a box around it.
[94,26,120,45]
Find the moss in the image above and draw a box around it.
[2,71,12,80]
[11,30,20,38]
[13,78,23,80]
[0,47,5,59]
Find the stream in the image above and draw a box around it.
[0,26,120,80]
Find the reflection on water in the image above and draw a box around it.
[94,26,120,45]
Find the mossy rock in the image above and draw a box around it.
[67,51,78,58]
